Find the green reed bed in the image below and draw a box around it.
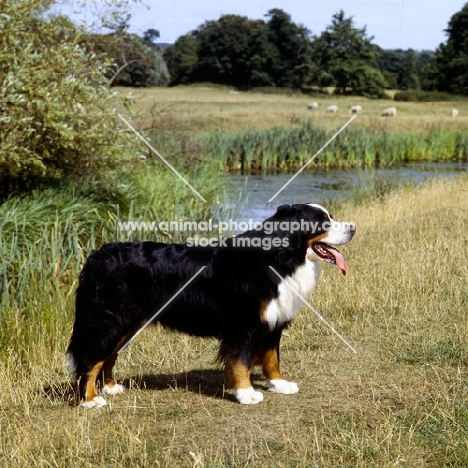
[200,122,468,173]
[0,192,111,357]
[0,168,222,358]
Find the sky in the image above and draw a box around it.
[61,0,466,51]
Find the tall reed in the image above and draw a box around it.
[0,167,222,357]
[198,122,468,173]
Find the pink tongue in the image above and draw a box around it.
[327,246,349,276]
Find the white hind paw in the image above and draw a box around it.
[81,395,107,408]
[235,387,264,405]
[102,383,125,395]
[268,379,299,394]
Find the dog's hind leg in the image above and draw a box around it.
[222,347,264,405]
[262,330,299,395]
[71,333,130,407]
[99,352,126,396]
[78,361,107,408]
[99,334,131,397]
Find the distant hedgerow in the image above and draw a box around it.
[394,90,459,102]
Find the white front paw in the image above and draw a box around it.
[235,387,264,405]
[268,379,299,394]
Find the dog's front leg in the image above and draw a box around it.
[262,329,299,395]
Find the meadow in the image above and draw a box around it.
[123,85,468,134]
[1,86,467,466]
[124,86,468,173]
[1,175,467,467]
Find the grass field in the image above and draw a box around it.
[118,86,468,173]
[1,175,467,467]
[120,85,468,134]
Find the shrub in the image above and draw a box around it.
[0,0,139,197]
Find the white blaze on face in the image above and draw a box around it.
[307,203,354,245]
[307,203,331,218]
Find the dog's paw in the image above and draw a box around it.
[102,383,126,395]
[81,395,107,408]
[235,387,264,405]
[268,379,299,394]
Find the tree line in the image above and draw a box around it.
[1,0,467,196]
[74,4,468,97]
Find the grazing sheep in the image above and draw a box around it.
[452,108,459,117]
[127,92,135,103]
[73,102,86,115]
[349,105,362,114]
[326,105,339,113]
[307,102,319,110]
[381,107,397,117]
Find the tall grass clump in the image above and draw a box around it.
[199,122,468,173]
[0,165,222,359]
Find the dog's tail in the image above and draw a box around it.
[66,353,77,375]
[66,250,100,377]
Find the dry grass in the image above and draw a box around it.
[118,85,468,134]
[1,176,467,467]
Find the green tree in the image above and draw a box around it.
[84,24,169,87]
[0,0,138,196]
[311,11,386,97]
[264,9,313,89]
[164,33,199,86]
[423,3,468,94]
[246,20,278,87]
[192,15,255,87]
[377,49,420,90]
[165,10,312,89]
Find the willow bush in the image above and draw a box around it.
[0,0,140,196]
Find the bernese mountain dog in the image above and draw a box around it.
[67,203,355,407]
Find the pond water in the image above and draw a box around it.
[225,162,468,222]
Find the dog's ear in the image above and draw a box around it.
[275,204,293,215]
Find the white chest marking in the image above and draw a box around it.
[264,260,320,330]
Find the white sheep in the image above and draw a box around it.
[381,107,397,117]
[73,102,86,115]
[326,105,339,113]
[452,108,459,117]
[307,102,319,110]
[349,105,362,114]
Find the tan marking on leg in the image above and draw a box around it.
[262,347,283,381]
[98,334,129,388]
[260,298,271,324]
[100,353,118,387]
[85,361,104,401]
[224,356,252,390]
